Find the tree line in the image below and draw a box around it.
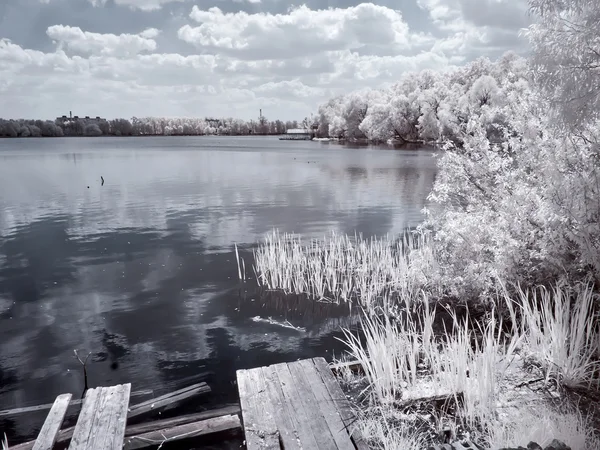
[315,52,529,147]
[0,115,312,138]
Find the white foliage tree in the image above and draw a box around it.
[526,0,600,129]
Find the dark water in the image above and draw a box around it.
[0,136,436,444]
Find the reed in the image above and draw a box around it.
[514,281,600,389]
[338,282,599,448]
[252,229,438,308]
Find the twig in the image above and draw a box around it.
[515,377,545,388]
[74,350,92,391]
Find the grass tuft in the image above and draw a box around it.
[515,281,600,389]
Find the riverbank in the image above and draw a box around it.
[249,230,600,449]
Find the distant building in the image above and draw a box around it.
[55,112,105,124]
[279,128,313,141]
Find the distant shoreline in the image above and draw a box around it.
[0,133,287,139]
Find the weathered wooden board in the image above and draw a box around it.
[123,404,240,436]
[272,362,321,450]
[237,358,367,450]
[123,414,241,450]
[283,362,340,450]
[127,382,210,420]
[237,367,280,449]
[312,357,369,450]
[298,359,355,449]
[31,394,72,450]
[68,383,131,450]
[261,366,302,450]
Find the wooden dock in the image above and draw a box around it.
[11,357,365,450]
[237,357,367,450]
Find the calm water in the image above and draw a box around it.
[0,136,436,443]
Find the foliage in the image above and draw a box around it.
[315,52,530,143]
[0,115,304,138]
[526,0,600,130]
[420,0,600,294]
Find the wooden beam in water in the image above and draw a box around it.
[0,390,153,418]
[127,382,211,420]
[31,394,72,450]
[123,414,241,450]
[123,404,240,436]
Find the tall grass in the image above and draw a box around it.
[514,281,600,389]
[339,282,599,448]
[341,310,423,404]
[341,296,519,427]
[252,229,438,308]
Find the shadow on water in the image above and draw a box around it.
[0,137,437,444]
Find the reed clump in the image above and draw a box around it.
[252,229,439,309]
[337,282,600,449]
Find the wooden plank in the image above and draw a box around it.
[68,383,131,450]
[272,363,321,450]
[297,359,355,449]
[96,384,131,450]
[123,414,240,450]
[127,383,210,420]
[0,390,153,418]
[260,366,302,450]
[237,368,280,450]
[67,387,102,450]
[312,358,369,450]
[31,394,72,450]
[285,362,339,450]
[124,404,240,436]
[12,405,239,450]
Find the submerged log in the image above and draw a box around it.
[123,414,241,450]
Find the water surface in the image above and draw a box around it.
[0,136,436,443]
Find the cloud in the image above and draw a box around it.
[46,25,157,56]
[87,0,187,11]
[0,1,530,121]
[178,3,422,59]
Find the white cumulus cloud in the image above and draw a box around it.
[86,0,187,10]
[178,3,424,59]
[46,25,157,56]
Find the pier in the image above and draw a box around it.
[11,357,364,450]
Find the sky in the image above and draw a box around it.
[0,0,531,121]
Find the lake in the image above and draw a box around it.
[0,135,437,443]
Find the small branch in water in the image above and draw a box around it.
[74,349,92,392]
[101,176,104,186]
